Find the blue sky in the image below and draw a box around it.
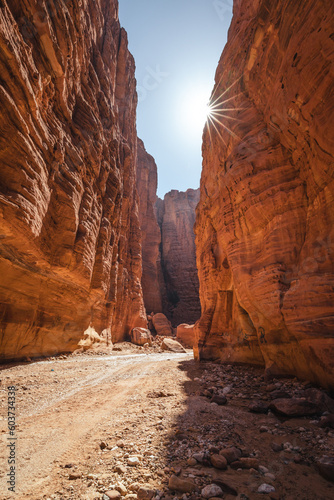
[119,0,233,197]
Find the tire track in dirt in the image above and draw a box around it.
[1,352,191,498]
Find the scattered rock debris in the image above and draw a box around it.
[1,352,333,499]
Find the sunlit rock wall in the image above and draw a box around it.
[0,0,147,360]
[195,0,334,388]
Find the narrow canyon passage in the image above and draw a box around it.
[1,349,333,500]
[0,0,334,498]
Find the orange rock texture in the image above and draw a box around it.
[157,189,201,327]
[195,0,334,388]
[0,0,147,360]
[136,139,163,313]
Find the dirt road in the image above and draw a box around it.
[1,349,192,498]
[0,346,333,500]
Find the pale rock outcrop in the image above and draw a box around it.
[195,0,334,388]
[78,326,104,351]
[0,0,146,360]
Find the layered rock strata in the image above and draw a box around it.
[136,139,163,313]
[195,0,334,389]
[0,0,146,359]
[157,189,201,327]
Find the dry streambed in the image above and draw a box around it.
[0,345,333,500]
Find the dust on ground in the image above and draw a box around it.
[0,343,333,500]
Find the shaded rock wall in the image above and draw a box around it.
[195,0,334,388]
[158,189,201,327]
[0,0,146,360]
[136,139,163,313]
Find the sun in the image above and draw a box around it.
[178,86,213,141]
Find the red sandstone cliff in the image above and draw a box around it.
[0,0,146,359]
[195,0,334,389]
[158,189,201,327]
[136,138,163,313]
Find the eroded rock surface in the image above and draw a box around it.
[0,0,146,359]
[195,0,334,388]
[157,189,201,327]
[137,139,164,314]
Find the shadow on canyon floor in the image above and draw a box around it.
[162,359,334,500]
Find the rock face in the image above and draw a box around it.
[157,189,201,327]
[195,0,334,388]
[0,0,147,359]
[136,139,163,313]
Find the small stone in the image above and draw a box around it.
[129,483,140,492]
[265,473,276,481]
[210,454,227,470]
[128,456,140,466]
[168,475,197,493]
[68,472,82,480]
[260,426,269,433]
[117,440,125,448]
[104,492,122,500]
[187,457,197,466]
[201,484,223,499]
[100,441,108,450]
[115,465,127,474]
[211,395,227,405]
[249,402,269,414]
[137,487,156,500]
[219,446,241,463]
[231,457,259,470]
[257,484,275,494]
[259,466,269,474]
[271,443,283,453]
[316,456,334,482]
[116,482,127,496]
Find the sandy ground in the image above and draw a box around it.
[0,344,333,500]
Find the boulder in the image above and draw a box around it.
[131,328,152,347]
[152,313,173,336]
[161,338,186,353]
[269,398,322,417]
[176,323,195,348]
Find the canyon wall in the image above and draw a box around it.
[0,0,147,360]
[157,189,201,327]
[195,0,334,389]
[136,138,163,313]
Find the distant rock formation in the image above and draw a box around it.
[136,139,201,329]
[0,0,147,360]
[136,139,163,313]
[195,0,334,389]
[157,189,201,327]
